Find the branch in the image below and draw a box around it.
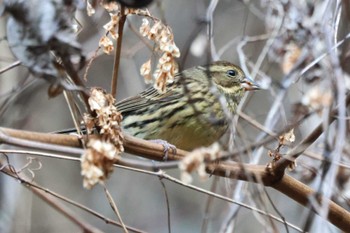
[0,163,143,233]
[275,93,350,172]
[111,5,126,97]
[1,127,350,231]
[273,175,350,232]
[0,60,21,74]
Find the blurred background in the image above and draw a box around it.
[1,0,349,232]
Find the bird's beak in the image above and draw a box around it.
[240,78,260,91]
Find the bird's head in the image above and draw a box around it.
[206,61,260,98]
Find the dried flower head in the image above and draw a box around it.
[139,17,180,92]
[302,86,333,113]
[103,1,120,12]
[103,14,120,40]
[264,2,331,82]
[88,2,152,55]
[81,138,119,189]
[140,18,151,37]
[90,1,121,55]
[279,128,295,146]
[81,88,124,189]
[179,143,220,184]
[86,1,96,16]
[282,43,301,74]
[99,35,114,54]
[268,128,296,167]
[86,2,180,91]
[140,59,152,83]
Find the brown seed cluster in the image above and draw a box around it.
[281,43,301,74]
[98,2,121,54]
[179,143,221,184]
[139,18,180,92]
[81,88,124,189]
[99,35,114,55]
[301,86,333,114]
[87,1,180,93]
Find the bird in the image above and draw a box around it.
[116,61,259,151]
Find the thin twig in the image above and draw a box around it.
[238,110,277,137]
[201,176,219,233]
[115,166,304,232]
[83,47,101,81]
[206,0,219,60]
[103,183,129,233]
[111,5,126,97]
[63,91,84,136]
[0,149,179,170]
[263,188,290,233]
[274,93,350,172]
[0,75,34,118]
[159,178,171,233]
[0,129,84,155]
[0,60,21,74]
[0,163,144,233]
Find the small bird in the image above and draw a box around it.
[117,61,259,151]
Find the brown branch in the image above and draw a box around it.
[207,163,350,232]
[0,129,83,155]
[57,55,90,111]
[274,93,350,172]
[1,127,350,231]
[0,127,187,159]
[273,174,350,232]
[102,184,129,233]
[111,5,126,97]
[1,164,146,233]
[238,110,277,137]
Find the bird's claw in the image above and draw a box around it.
[150,139,177,161]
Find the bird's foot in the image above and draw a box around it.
[149,139,177,161]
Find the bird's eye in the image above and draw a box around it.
[226,70,237,77]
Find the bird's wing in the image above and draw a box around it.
[116,80,184,113]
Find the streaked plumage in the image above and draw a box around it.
[117,61,258,151]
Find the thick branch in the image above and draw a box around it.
[273,175,350,232]
[275,93,350,172]
[1,127,350,231]
[0,127,187,160]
